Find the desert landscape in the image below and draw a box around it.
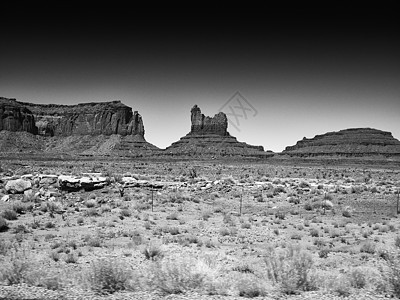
[1,97,400,299]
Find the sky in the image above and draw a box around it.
[1,10,399,152]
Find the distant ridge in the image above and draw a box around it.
[282,128,400,158]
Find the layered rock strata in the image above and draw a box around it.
[166,105,268,158]
[283,128,400,157]
[0,97,157,156]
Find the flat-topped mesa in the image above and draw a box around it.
[190,105,228,136]
[283,128,400,157]
[0,97,145,137]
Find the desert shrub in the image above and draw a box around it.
[1,250,33,285]
[12,201,26,214]
[49,251,60,262]
[0,239,11,255]
[201,210,212,221]
[221,212,233,224]
[77,217,84,225]
[290,233,302,240]
[313,238,326,248]
[351,185,362,194]
[342,210,351,218]
[120,209,132,217]
[395,236,400,248]
[264,245,316,294]
[273,186,286,195]
[46,202,61,213]
[2,209,18,220]
[145,255,207,294]
[304,203,313,211]
[44,221,55,229]
[360,240,376,254]
[167,226,180,235]
[379,225,389,233]
[85,208,99,217]
[384,254,400,297]
[318,248,330,258]
[85,199,97,208]
[236,273,268,298]
[299,181,310,189]
[370,186,378,193]
[241,223,251,229]
[348,268,367,289]
[142,244,163,261]
[13,224,29,234]
[288,197,300,205]
[134,201,151,211]
[312,201,322,210]
[65,253,78,264]
[219,227,230,236]
[86,258,133,294]
[0,216,9,232]
[309,228,319,237]
[166,212,179,220]
[275,211,286,220]
[84,235,103,247]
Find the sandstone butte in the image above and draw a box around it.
[282,128,400,158]
[165,105,271,158]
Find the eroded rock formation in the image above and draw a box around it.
[190,105,228,136]
[166,105,268,158]
[283,128,400,157]
[0,97,158,156]
[0,97,145,137]
[0,98,37,134]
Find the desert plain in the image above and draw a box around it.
[1,157,400,300]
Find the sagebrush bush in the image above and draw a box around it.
[145,255,206,294]
[86,258,133,294]
[264,245,316,294]
[142,244,163,261]
[1,250,32,285]
[236,273,268,297]
[360,240,376,254]
[0,216,9,232]
[2,209,18,220]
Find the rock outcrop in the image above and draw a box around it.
[0,98,37,134]
[283,128,400,157]
[166,105,269,158]
[0,97,158,156]
[0,97,145,137]
[190,105,228,136]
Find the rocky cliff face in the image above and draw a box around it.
[283,128,400,157]
[0,98,37,134]
[1,98,145,137]
[166,105,268,158]
[190,105,228,136]
[0,97,157,156]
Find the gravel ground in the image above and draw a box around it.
[0,285,393,300]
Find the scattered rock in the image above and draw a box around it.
[5,179,32,194]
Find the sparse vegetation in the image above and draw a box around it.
[0,161,400,299]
